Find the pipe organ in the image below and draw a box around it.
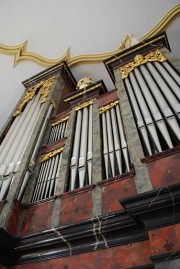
[31,115,69,202]
[0,77,55,201]
[31,147,63,202]
[0,33,180,268]
[99,101,130,179]
[47,116,69,145]
[69,101,93,191]
[121,49,180,156]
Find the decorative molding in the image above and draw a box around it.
[13,76,55,117]
[51,116,69,126]
[75,100,93,111]
[142,4,180,40]
[99,100,119,114]
[0,41,70,68]
[119,49,166,79]
[40,147,64,163]
[64,83,102,103]
[0,4,179,68]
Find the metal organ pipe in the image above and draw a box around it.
[154,62,180,100]
[78,107,88,187]
[87,104,93,185]
[146,62,180,119]
[115,105,130,171]
[134,68,173,149]
[102,112,109,179]
[129,72,162,152]
[101,102,130,179]
[110,107,122,175]
[48,119,68,145]
[124,79,152,156]
[140,65,180,141]
[3,93,41,174]
[106,110,115,177]
[31,104,53,163]
[32,152,63,202]
[17,104,54,201]
[70,103,93,191]
[163,61,180,86]
[0,98,34,175]
[70,110,82,190]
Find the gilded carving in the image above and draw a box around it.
[75,100,93,111]
[51,116,69,127]
[119,49,167,79]
[13,76,55,117]
[40,76,56,103]
[76,77,93,90]
[99,100,119,114]
[40,147,64,163]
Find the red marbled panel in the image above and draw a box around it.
[149,223,180,257]
[20,200,54,237]
[11,240,151,269]
[147,153,180,189]
[59,189,92,225]
[101,176,137,214]
[98,90,118,107]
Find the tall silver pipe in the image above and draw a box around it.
[70,110,82,190]
[78,107,88,188]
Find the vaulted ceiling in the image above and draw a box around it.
[0,0,179,130]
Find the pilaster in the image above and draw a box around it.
[92,99,102,216]
[114,69,153,194]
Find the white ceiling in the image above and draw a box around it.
[0,0,179,130]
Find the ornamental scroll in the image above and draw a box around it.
[51,116,69,127]
[75,100,93,111]
[119,49,167,79]
[13,76,56,117]
[40,147,64,163]
[99,100,119,114]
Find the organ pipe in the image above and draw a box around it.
[70,103,93,191]
[100,102,130,179]
[122,56,180,156]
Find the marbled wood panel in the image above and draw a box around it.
[20,201,54,237]
[59,190,92,225]
[7,200,22,236]
[11,240,151,269]
[56,82,74,114]
[149,223,180,257]
[98,89,118,107]
[101,176,137,214]
[147,153,180,189]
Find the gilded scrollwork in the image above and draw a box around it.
[40,76,56,103]
[13,76,55,117]
[40,147,64,163]
[51,116,69,127]
[75,100,93,111]
[99,100,119,114]
[119,49,167,79]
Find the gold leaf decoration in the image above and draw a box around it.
[119,49,166,79]
[13,76,55,117]
[51,116,69,127]
[75,100,93,111]
[40,147,64,163]
[99,100,119,114]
